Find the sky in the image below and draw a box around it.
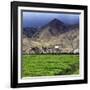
[22,11,80,28]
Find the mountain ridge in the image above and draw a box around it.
[22,18,79,54]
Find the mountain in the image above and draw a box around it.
[32,18,66,39]
[22,18,79,54]
[23,27,37,38]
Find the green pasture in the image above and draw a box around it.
[22,54,79,77]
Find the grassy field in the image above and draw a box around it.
[22,54,79,77]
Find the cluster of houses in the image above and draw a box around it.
[23,44,79,54]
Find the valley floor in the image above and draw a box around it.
[22,54,79,77]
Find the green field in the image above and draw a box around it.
[22,54,79,77]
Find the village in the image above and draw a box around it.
[23,44,79,54]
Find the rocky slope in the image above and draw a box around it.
[22,18,79,54]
